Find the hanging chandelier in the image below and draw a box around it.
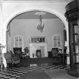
[35,11,46,33]
[37,15,44,32]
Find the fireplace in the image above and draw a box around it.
[30,43,47,58]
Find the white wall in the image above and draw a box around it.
[3,1,68,29]
[9,18,64,52]
[0,1,69,52]
[0,7,3,44]
[0,1,70,65]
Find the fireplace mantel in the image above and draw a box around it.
[29,43,47,58]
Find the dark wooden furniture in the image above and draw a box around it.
[48,48,67,65]
[20,57,55,67]
[13,48,22,55]
[13,48,22,65]
[48,51,52,58]
[4,51,21,68]
[4,52,13,68]
[51,48,59,57]
[51,48,62,64]
[65,0,79,77]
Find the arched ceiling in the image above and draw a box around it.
[15,11,59,19]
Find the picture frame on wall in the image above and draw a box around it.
[31,37,45,43]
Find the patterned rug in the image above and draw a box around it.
[19,71,51,79]
[0,64,69,79]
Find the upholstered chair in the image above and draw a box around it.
[51,48,59,57]
[51,48,62,65]
[4,50,21,68]
[4,51,13,67]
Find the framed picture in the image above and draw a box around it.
[31,37,45,43]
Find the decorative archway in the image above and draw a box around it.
[4,8,68,30]
[2,8,69,67]
[3,7,69,45]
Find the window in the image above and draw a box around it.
[14,35,23,48]
[53,35,61,48]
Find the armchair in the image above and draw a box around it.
[4,51,13,68]
[51,48,61,64]
[13,48,22,64]
[4,50,21,68]
[51,48,59,57]
[12,54,20,65]
[13,48,22,56]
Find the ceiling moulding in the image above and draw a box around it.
[14,11,58,19]
[4,0,67,2]
[35,11,46,15]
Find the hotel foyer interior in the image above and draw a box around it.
[0,0,79,79]
[6,10,67,66]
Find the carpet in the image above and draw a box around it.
[18,71,51,79]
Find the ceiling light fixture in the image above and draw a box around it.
[35,11,46,33]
